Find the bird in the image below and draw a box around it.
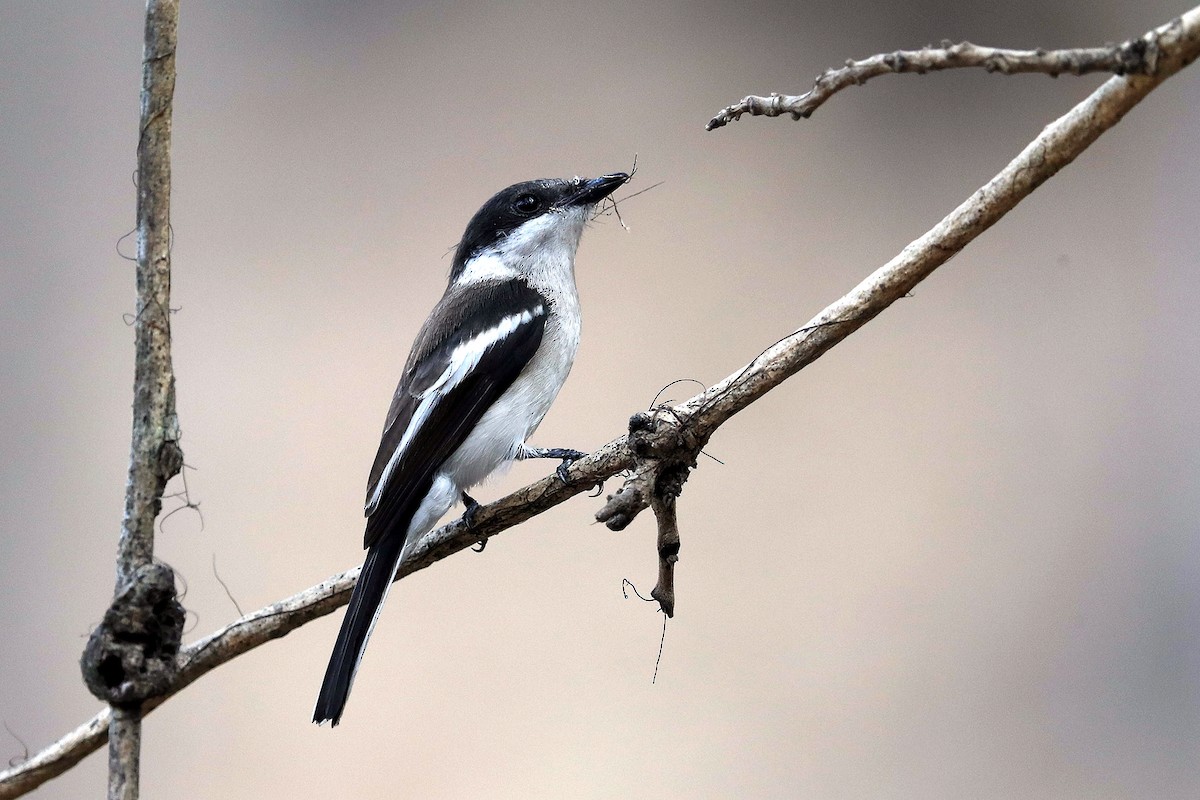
[313,171,630,725]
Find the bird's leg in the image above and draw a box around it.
[518,446,587,484]
[461,492,487,552]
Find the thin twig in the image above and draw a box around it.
[211,555,245,617]
[707,24,1175,129]
[3,6,1199,799]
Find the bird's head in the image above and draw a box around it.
[450,173,629,284]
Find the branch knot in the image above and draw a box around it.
[81,563,184,708]
[595,407,707,617]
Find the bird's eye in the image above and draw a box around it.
[513,194,541,214]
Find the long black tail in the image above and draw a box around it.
[313,533,405,726]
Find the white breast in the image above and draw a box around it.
[439,296,580,491]
[400,205,589,552]
[441,204,588,490]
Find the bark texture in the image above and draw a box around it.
[102,2,182,799]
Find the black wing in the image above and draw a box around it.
[316,280,547,725]
[362,278,547,549]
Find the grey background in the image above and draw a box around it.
[1,1,1198,797]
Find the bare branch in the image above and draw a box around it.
[91,2,182,799]
[118,0,181,585]
[4,6,1198,798]
[0,716,108,800]
[106,713,139,800]
[707,11,1187,130]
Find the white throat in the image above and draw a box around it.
[454,205,589,307]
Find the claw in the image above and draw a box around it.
[461,492,487,552]
[549,450,585,484]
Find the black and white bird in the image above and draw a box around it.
[313,172,629,725]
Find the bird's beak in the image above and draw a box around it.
[568,172,630,206]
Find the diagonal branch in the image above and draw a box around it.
[706,11,1188,129]
[3,5,1198,798]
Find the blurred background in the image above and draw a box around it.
[2,1,1198,797]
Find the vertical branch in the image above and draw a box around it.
[106,712,140,800]
[106,3,181,799]
[119,0,181,587]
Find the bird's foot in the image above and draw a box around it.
[520,446,587,484]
